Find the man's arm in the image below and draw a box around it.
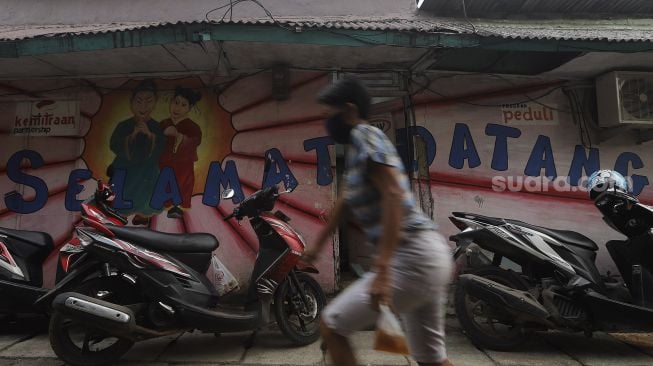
[368,161,405,308]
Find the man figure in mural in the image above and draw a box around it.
[108,79,164,225]
[159,87,203,218]
[304,78,454,366]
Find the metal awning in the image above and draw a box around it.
[1,17,653,83]
[3,17,653,43]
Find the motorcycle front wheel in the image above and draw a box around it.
[273,272,326,346]
[49,276,139,366]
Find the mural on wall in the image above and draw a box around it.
[3,72,652,290]
[0,72,337,292]
[84,78,231,223]
[391,87,652,273]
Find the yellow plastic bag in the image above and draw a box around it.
[374,304,411,355]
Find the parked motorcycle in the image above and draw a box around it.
[41,185,326,366]
[0,181,126,317]
[449,170,653,350]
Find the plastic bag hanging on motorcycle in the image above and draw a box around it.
[374,304,411,355]
[208,255,239,296]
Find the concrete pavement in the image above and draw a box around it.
[2,315,653,366]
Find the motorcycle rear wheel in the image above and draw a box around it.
[273,272,326,346]
[49,276,139,366]
[455,266,531,351]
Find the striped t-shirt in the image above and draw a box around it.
[343,124,436,245]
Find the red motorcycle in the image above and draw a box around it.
[40,185,325,366]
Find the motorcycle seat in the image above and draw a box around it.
[0,227,54,251]
[106,225,218,253]
[507,220,599,251]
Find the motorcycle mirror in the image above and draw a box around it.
[222,189,235,199]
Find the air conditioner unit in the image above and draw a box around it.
[596,71,653,127]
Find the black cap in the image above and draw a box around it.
[317,77,371,119]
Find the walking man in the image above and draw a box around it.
[303,78,454,366]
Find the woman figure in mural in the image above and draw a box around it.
[304,78,454,366]
[108,79,164,225]
[158,87,203,218]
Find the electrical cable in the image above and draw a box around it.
[564,87,594,149]
[461,0,477,34]
[220,4,230,22]
[205,0,474,49]
[583,91,595,147]
[204,0,653,53]
[0,63,567,112]
[574,89,592,148]
[409,75,566,109]
[571,90,586,147]
[205,0,296,32]
[0,68,269,98]
[563,88,581,146]
[576,88,594,148]
[574,91,588,148]
[486,73,572,112]
[0,32,570,116]
[407,86,435,220]
[0,64,410,98]
[205,0,241,21]
[205,40,224,87]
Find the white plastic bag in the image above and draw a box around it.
[208,256,239,296]
[374,304,410,355]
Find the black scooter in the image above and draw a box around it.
[41,186,325,366]
[0,226,54,316]
[449,188,653,350]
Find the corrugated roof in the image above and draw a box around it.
[2,17,653,43]
[418,0,653,17]
[479,23,653,42]
[0,22,164,41]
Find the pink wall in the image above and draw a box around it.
[394,87,652,273]
[2,72,652,291]
[0,71,337,292]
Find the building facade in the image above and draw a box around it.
[1,0,652,293]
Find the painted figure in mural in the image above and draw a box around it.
[108,79,164,225]
[158,87,203,218]
[304,78,454,366]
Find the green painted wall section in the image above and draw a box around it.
[1,23,652,58]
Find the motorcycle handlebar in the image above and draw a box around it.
[223,186,289,221]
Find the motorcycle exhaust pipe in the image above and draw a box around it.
[459,274,555,328]
[63,295,131,323]
[53,292,187,340]
[53,292,135,332]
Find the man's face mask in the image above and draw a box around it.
[325,112,353,144]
